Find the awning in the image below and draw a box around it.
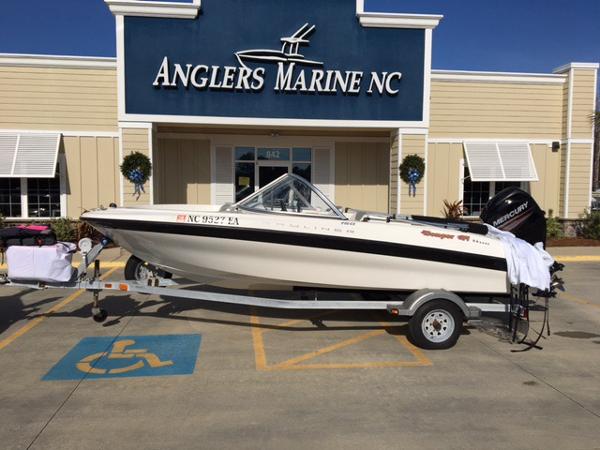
[463,141,538,182]
[0,132,61,178]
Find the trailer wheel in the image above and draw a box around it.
[124,255,172,281]
[408,300,463,350]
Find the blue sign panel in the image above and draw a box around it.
[124,0,425,122]
[43,334,202,381]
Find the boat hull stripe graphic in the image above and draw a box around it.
[85,219,508,272]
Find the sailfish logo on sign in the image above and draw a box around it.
[235,23,324,69]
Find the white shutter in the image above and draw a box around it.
[497,142,538,181]
[463,142,504,181]
[463,141,538,182]
[313,147,332,199]
[0,133,18,177]
[0,132,60,178]
[214,146,233,205]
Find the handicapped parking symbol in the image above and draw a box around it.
[43,334,202,381]
[76,339,174,375]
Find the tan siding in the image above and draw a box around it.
[559,144,567,215]
[122,128,151,206]
[334,142,389,213]
[399,135,426,215]
[63,135,120,217]
[430,81,564,138]
[562,77,569,138]
[0,66,117,131]
[529,144,561,215]
[426,143,463,217]
[389,131,399,214]
[570,69,596,139]
[567,144,593,218]
[155,138,211,204]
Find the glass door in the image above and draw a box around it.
[257,163,289,189]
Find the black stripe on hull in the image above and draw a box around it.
[86,218,508,272]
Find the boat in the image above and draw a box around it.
[235,23,324,69]
[80,173,550,295]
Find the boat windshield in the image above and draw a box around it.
[234,174,346,219]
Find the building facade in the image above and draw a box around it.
[0,0,597,221]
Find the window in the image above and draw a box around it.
[27,173,61,218]
[0,164,63,219]
[462,165,525,217]
[0,178,22,218]
[292,147,311,183]
[234,146,312,202]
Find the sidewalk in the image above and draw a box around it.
[548,246,600,262]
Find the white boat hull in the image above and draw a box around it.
[84,205,509,294]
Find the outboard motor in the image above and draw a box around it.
[480,188,546,247]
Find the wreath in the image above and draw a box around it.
[120,152,152,199]
[399,154,425,197]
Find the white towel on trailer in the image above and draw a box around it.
[485,225,555,291]
[7,242,76,282]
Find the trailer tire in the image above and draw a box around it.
[408,300,463,350]
[124,255,172,281]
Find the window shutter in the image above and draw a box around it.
[497,142,538,181]
[0,133,18,177]
[463,141,538,182]
[214,146,233,204]
[0,132,60,178]
[313,147,332,200]
[463,142,504,181]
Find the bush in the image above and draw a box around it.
[546,209,564,240]
[77,217,104,243]
[581,210,600,240]
[51,218,76,242]
[442,200,463,220]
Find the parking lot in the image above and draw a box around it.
[1,249,599,450]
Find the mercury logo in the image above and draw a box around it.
[492,202,529,227]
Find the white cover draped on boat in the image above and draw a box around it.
[486,225,554,291]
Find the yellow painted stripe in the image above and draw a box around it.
[554,256,600,263]
[251,314,433,371]
[250,314,269,371]
[0,261,125,270]
[559,291,600,310]
[0,266,119,351]
[272,329,385,370]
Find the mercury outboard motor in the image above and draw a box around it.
[480,187,546,247]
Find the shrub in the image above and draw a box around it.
[51,218,76,242]
[77,218,103,243]
[442,200,463,220]
[581,210,600,240]
[546,209,564,240]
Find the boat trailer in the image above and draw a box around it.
[2,239,564,350]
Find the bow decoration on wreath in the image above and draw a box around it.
[407,168,421,197]
[399,154,425,198]
[128,168,146,198]
[120,152,152,200]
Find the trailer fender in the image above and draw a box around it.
[388,289,471,320]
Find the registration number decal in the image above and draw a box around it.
[176,215,239,226]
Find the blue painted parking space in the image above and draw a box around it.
[43,334,202,381]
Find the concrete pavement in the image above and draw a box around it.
[0,256,599,449]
